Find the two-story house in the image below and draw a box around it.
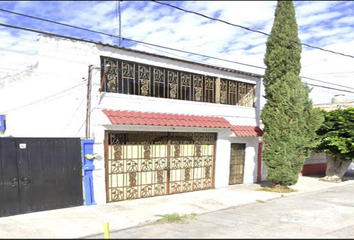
[0,34,264,209]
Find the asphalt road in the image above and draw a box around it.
[94,183,354,239]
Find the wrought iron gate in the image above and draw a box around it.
[229,143,246,185]
[105,131,217,202]
[0,138,83,217]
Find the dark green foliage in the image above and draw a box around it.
[261,1,324,186]
[315,107,354,161]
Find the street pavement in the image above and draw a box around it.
[1,169,354,239]
[100,182,354,239]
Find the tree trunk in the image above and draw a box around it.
[320,155,352,182]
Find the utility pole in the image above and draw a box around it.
[85,65,93,139]
[118,0,122,47]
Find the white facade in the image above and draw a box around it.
[0,35,264,205]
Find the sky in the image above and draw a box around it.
[0,1,354,107]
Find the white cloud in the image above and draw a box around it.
[1,0,354,105]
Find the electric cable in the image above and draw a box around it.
[0,22,353,94]
[0,8,117,39]
[1,4,354,59]
[2,32,353,92]
[2,80,87,113]
[1,5,353,77]
[151,0,354,59]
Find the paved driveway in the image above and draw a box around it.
[95,183,354,239]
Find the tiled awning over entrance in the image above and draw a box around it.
[231,125,263,137]
[102,109,231,128]
[102,109,263,137]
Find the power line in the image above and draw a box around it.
[301,76,354,91]
[119,38,354,91]
[0,46,36,55]
[2,29,353,92]
[0,33,37,42]
[0,8,263,70]
[0,22,353,94]
[306,83,354,94]
[0,21,265,70]
[2,37,352,94]
[1,5,353,68]
[2,81,87,113]
[0,8,117,38]
[3,32,353,94]
[151,0,354,59]
[1,6,353,89]
[2,4,354,61]
[3,28,353,91]
[121,37,265,70]
[305,71,354,76]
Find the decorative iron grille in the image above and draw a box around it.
[101,57,255,107]
[105,131,217,202]
[229,143,246,185]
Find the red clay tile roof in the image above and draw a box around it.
[230,125,263,137]
[102,109,231,128]
[102,109,263,137]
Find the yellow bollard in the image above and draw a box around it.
[103,222,110,239]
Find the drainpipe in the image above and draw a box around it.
[257,138,263,183]
[86,65,93,139]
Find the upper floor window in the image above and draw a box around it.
[101,56,255,107]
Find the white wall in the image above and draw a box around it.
[0,36,93,137]
[89,124,260,204]
[0,81,87,137]
[0,35,263,204]
[0,35,261,137]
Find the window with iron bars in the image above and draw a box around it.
[100,56,255,107]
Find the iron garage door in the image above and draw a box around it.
[0,138,83,217]
[105,131,217,202]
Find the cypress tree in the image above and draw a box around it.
[261,1,323,187]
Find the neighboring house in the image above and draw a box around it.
[301,94,354,176]
[0,34,264,207]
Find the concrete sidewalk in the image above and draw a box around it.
[1,172,354,239]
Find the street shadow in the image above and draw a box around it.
[304,174,326,179]
[258,181,275,188]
